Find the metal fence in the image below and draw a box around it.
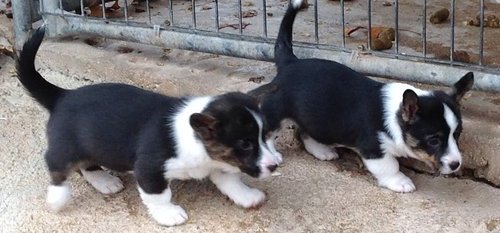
[12,0,500,92]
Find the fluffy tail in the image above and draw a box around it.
[16,26,65,112]
[274,0,303,71]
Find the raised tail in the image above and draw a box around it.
[16,26,65,112]
[274,0,303,71]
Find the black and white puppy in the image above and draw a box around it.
[249,0,474,193]
[16,27,281,226]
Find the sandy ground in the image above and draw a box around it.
[1,6,500,233]
[74,0,500,66]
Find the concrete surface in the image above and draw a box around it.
[1,14,500,233]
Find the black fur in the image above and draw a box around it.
[16,27,272,196]
[16,27,64,111]
[250,1,474,168]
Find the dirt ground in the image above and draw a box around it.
[1,2,500,233]
[82,0,500,66]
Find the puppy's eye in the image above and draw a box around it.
[453,131,460,140]
[427,138,441,147]
[237,139,254,151]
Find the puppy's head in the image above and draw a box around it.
[190,92,280,178]
[399,72,474,174]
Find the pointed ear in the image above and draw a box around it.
[190,113,217,140]
[401,89,419,123]
[247,84,278,104]
[449,72,474,103]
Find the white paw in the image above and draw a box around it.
[47,183,71,212]
[273,151,283,164]
[231,188,266,208]
[378,172,416,193]
[303,137,338,161]
[148,204,188,226]
[311,148,339,161]
[81,169,124,194]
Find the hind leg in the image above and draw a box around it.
[300,134,339,161]
[45,149,74,212]
[80,165,124,194]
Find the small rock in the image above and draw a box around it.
[476,13,500,28]
[429,8,450,24]
[248,76,265,83]
[243,1,254,7]
[117,46,134,53]
[429,8,449,24]
[382,1,392,6]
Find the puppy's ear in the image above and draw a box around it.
[401,89,419,123]
[190,113,217,140]
[247,84,278,103]
[449,72,474,103]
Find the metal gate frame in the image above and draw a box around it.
[12,0,500,93]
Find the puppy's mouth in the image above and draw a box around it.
[413,156,460,176]
[410,150,439,172]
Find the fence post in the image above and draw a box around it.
[12,0,32,50]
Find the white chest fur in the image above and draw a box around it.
[163,97,240,180]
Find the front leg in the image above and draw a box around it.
[135,160,188,226]
[265,130,283,164]
[210,171,266,208]
[362,154,416,193]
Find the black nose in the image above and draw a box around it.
[449,161,460,171]
[267,164,278,172]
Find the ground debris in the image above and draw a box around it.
[430,8,449,24]
[219,22,251,30]
[248,76,265,83]
[464,13,500,28]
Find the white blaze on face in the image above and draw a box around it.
[247,109,279,178]
[440,104,462,174]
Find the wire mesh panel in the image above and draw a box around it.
[25,0,500,91]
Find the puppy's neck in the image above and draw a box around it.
[379,83,431,158]
[171,96,214,164]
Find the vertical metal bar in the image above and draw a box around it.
[40,0,44,13]
[59,0,64,14]
[314,0,319,43]
[146,0,152,24]
[101,0,106,19]
[215,0,220,32]
[169,0,174,26]
[367,0,372,50]
[341,0,345,47]
[422,0,427,57]
[12,0,32,50]
[263,0,268,37]
[450,0,455,62]
[395,0,399,54]
[238,0,243,34]
[80,0,85,16]
[123,0,129,22]
[192,0,197,28]
[479,0,485,65]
